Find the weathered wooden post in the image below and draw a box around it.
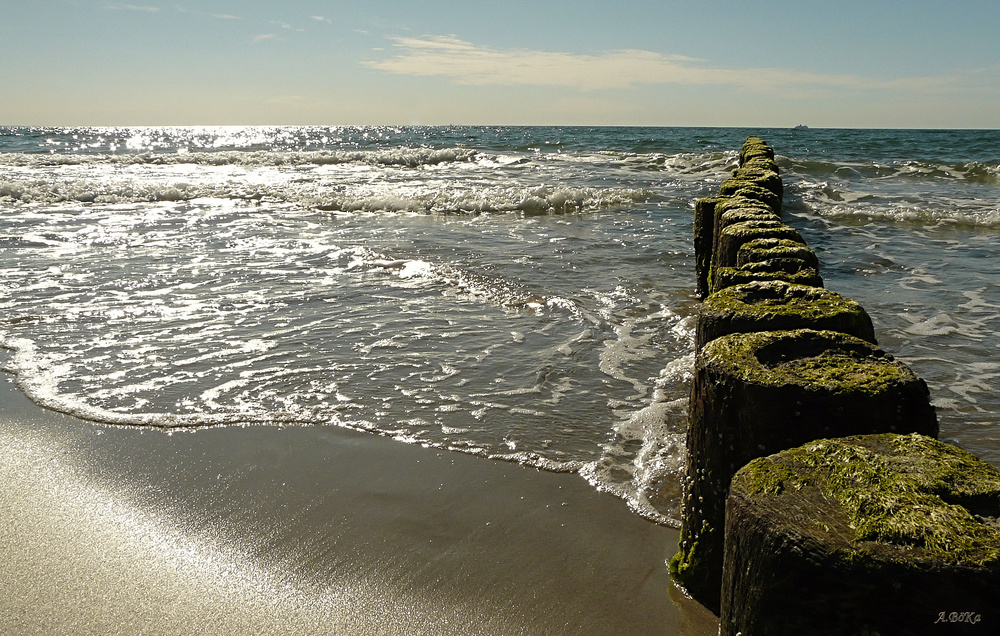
[739,137,775,166]
[711,260,822,292]
[736,238,818,269]
[722,433,1000,635]
[697,198,785,300]
[694,196,724,299]
[670,329,938,612]
[717,180,782,213]
[710,220,805,294]
[696,280,875,350]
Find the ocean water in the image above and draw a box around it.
[1,125,998,526]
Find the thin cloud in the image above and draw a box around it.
[270,21,303,32]
[365,35,971,94]
[254,33,281,43]
[311,16,333,24]
[105,3,160,12]
[181,9,241,20]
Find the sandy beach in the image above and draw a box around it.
[0,367,717,635]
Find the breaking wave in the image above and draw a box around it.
[0,147,483,169]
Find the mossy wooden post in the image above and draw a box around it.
[739,137,775,167]
[711,261,823,293]
[696,281,875,350]
[717,180,782,213]
[736,238,817,270]
[714,219,801,271]
[722,433,1000,635]
[731,165,782,200]
[717,236,825,290]
[694,197,724,299]
[710,220,805,295]
[701,194,780,299]
[669,329,938,613]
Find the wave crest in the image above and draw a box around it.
[0,147,482,169]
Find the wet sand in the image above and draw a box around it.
[0,372,717,635]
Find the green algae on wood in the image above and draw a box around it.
[711,200,778,249]
[721,433,1000,635]
[717,209,781,232]
[714,219,803,268]
[740,155,780,175]
[739,138,775,166]
[736,238,817,269]
[713,196,777,222]
[673,329,937,612]
[731,168,782,200]
[697,280,875,349]
[709,330,932,400]
[710,220,804,294]
[717,180,782,213]
[709,264,824,302]
[694,197,725,298]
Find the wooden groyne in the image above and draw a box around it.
[670,137,1000,633]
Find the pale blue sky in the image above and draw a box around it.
[2,0,998,127]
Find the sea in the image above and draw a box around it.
[1,125,998,526]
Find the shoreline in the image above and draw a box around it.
[0,368,717,635]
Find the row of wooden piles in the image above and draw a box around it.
[669,137,1000,635]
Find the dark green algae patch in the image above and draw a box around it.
[703,282,873,340]
[698,281,874,348]
[737,238,817,268]
[714,194,776,217]
[736,433,1000,567]
[706,329,914,395]
[711,263,822,294]
[739,137,775,166]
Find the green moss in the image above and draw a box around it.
[669,527,716,593]
[741,155,780,174]
[711,264,822,293]
[718,180,782,212]
[731,259,814,275]
[731,166,783,198]
[668,541,696,578]
[714,195,775,216]
[718,209,781,230]
[704,329,912,395]
[711,222,806,293]
[719,219,800,241]
[733,165,779,180]
[740,456,813,495]
[777,350,902,393]
[702,281,876,343]
[740,138,775,166]
[741,434,1000,566]
[737,238,817,268]
[705,281,858,320]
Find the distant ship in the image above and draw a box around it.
[793,124,809,130]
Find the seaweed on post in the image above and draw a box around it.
[671,329,938,612]
[722,433,1000,635]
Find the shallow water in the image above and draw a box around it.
[2,126,999,525]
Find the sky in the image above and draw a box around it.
[2,0,999,128]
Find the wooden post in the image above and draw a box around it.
[670,329,938,612]
[711,261,822,293]
[717,180,782,213]
[722,433,1000,635]
[697,280,875,350]
[736,238,817,270]
[710,220,804,294]
[739,137,776,166]
[694,197,725,299]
